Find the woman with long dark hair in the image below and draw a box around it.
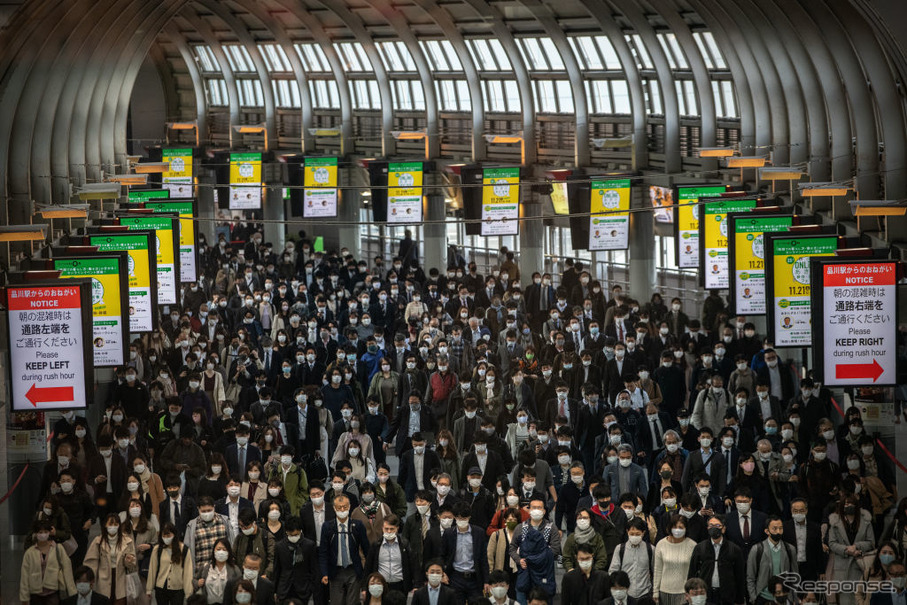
[145,522,193,605]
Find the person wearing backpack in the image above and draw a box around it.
[509,497,560,605]
[745,516,798,605]
[145,522,193,605]
[609,517,655,598]
[233,508,276,579]
[688,514,745,605]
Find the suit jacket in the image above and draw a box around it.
[158,496,198,538]
[688,538,746,604]
[635,412,675,456]
[544,397,581,429]
[681,448,727,495]
[871,592,907,605]
[440,526,490,584]
[460,450,506,492]
[225,577,275,605]
[724,509,768,560]
[602,463,649,500]
[576,403,607,452]
[273,538,321,601]
[782,518,825,573]
[85,454,127,504]
[318,518,370,579]
[603,358,637,404]
[388,405,436,453]
[225,443,263,482]
[411,584,457,605]
[363,537,414,592]
[283,403,322,459]
[398,449,443,501]
[300,503,336,543]
[756,364,796,404]
[561,569,611,605]
[214,496,255,519]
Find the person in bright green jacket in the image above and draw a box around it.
[266,445,309,516]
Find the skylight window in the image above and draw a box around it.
[335,42,372,73]
[468,39,512,71]
[259,44,292,72]
[309,80,340,109]
[519,37,564,71]
[271,80,301,108]
[483,80,520,112]
[205,78,228,106]
[420,40,463,71]
[294,43,331,72]
[238,79,264,106]
[350,80,381,110]
[569,36,622,71]
[693,32,727,69]
[194,45,220,72]
[626,34,654,70]
[378,41,417,72]
[436,80,471,111]
[225,45,255,72]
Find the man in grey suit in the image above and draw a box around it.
[746,516,798,605]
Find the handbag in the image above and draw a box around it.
[61,536,78,557]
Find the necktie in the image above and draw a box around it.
[421,515,429,539]
[743,516,750,540]
[540,287,548,311]
[651,421,661,448]
[238,447,246,479]
[618,323,624,342]
[575,334,581,349]
[339,523,351,567]
[559,399,566,418]
[173,500,180,523]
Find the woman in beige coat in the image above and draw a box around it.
[132,453,165,519]
[19,519,76,604]
[83,514,138,605]
[487,508,521,590]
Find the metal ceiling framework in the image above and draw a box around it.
[0,0,905,225]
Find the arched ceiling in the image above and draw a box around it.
[0,0,905,224]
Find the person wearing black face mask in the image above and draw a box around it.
[689,515,746,605]
[746,517,797,605]
[827,496,875,605]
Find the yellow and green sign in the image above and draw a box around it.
[388,162,424,224]
[144,200,198,283]
[730,214,793,315]
[162,148,194,198]
[481,167,520,236]
[229,152,262,209]
[589,178,632,251]
[119,215,179,306]
[54,256,127,367]
[701,198,758,289]
[768,235,837,347]
[303,157,338,218]
[675,185,726,268]
[89,233,156,333]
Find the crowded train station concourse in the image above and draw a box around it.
[0,1,906,605]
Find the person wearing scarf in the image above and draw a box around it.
[351,482,392,544]
[561,509,608,571]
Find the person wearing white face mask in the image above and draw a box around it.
[561,542,611,605]
[361,517,413,594]
[119,497,158,578]
[83,514,138,602]
[727,354,755,399]
[653,516,696,605]
[185,498,235,576]
[215,479,255,537]
[609,518,656,598]
[411,561,456,605]
[507,496,560,605]
[604,445,649,501]
[194,538,240,604]
[691,374,729,433]
[561,509,608,572]
[146,521,194,604]
[321,495,370,605]
[755,349,795,403]
[271,516,318,601]
[20,518,77,603]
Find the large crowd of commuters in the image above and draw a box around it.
[19,222,907,605]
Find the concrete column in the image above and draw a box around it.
[628,187,656,299]
[519,189,544,288]
[423,170,447,272]
[263,183,283,250]
[337,164,360,258]
[197,170,217,245]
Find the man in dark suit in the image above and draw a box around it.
[681,428,727,495]
[755,349,796,404]
[398,433,442,505]
[215,478,255,530]
[273,517,321,603]
[723,487,766,561]
[225,553,276,605]
[544,381,580,430]
[575,385,607,471]
[525,273,555,329]
[561,543,610,605]
[225,425,262,483]
[363,515,413,593]
[300,483,335,547]
[603,343,637,404]
[62,566,110,605]
[388,392,436,455]
[636,402,674,469]
[441,502,490,605]
[460,433,506,491]
[284,390,322,459]
[782,498,826,582]
[411,560,458,605]
[318,494,370,605]
[159,474,198,538]
[688,515,746,605]
[596,570,635,605]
